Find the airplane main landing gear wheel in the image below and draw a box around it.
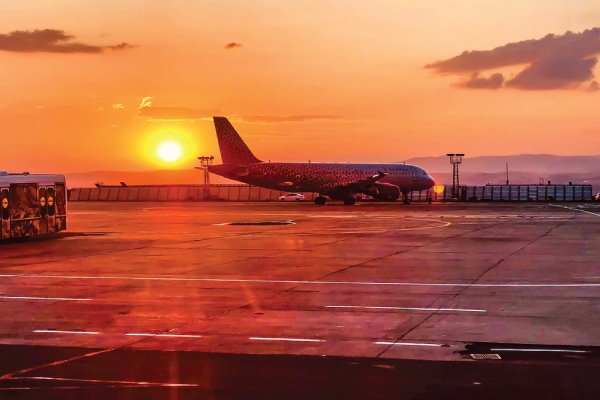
[343,198,356,206]
[314,196,327,205]
[402,193,411,204]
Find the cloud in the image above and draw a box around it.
[587,80,600,92]
[136,99,343,122]
[137,97,220,120]
[139,107,221,120]
[0,29,134,53]
[425,28,600,91]
[233,115,345,123]
[224,42,242,49]
[506,56,597,90]
[453,72,505,90]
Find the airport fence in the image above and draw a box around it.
[443,184,594,202]
[68,185,319,202]
[67,184,595,202]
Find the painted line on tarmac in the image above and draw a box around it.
[2,274,600,288]
[126,333,202,338]
[490,348,590,353]
[5,376,200,387]
[250,337,324,342]
[33,330,99,335]
[375,342,443,347]
[551,204,600,218]
[0,296,92,301]
[327,305,485,313]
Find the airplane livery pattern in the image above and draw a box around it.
[207,117,435,205]
[213,117,261,165]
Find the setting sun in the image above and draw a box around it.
[157,141,183,163]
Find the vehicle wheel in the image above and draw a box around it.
[343,198,356,205]
[280,198,285,202]
[296,199,300,202]
[314,196,327,205]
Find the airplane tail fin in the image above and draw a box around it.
[213,117,262,165]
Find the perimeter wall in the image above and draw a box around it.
[67,184,594,202]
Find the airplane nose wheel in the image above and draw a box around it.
[314,196,327,205]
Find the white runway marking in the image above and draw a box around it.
[552,204,600,218]
[126,333,202,338]
[327,305,486,313]
[490,348,590,353]
[250,337,323,342]
[33,330,99,335]
[7,376,200,387]
[2,274,600,288]
[375,342,443,347]
[0,296,92,301]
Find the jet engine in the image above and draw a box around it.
[366,183,401,201]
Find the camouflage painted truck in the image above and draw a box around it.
[0,173,67,240]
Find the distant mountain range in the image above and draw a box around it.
[63,155,600,188]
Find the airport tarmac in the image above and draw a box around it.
[1,201,600,398]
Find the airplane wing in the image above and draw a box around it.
[354,170,388,189]
[323,170,400,201]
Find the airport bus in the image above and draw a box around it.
[0,173,67,240]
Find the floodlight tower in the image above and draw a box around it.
[447,154,464,200]
[195,156,214,192]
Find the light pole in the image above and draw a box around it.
[447,154,464,200]
[195,156,214,195]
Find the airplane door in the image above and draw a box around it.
[1,189,9,239]
[410,167,418,182]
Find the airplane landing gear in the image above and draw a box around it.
[343,198,356,206]
[402,192,411,204]
[314,196,327,205]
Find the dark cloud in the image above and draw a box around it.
[224,42,242,49]
[425,28,600,73]
[0,29,134,53]
[137,97,220,120]
[587,80,600,92]
[506,56,597,90]
[426,28,600,91]
[453,72,504,90]
[234,115,344,123]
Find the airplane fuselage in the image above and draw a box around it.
[209,162,435,198]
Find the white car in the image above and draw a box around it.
[279,193,305,202]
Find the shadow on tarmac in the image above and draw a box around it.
[1,344,599,399]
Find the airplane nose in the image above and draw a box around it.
[428,176,435,187]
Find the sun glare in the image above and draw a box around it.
[433,185,445,194]
[157,141,183,162]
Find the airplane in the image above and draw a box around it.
[206,117,435,205]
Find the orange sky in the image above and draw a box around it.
[1,0,599,174]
